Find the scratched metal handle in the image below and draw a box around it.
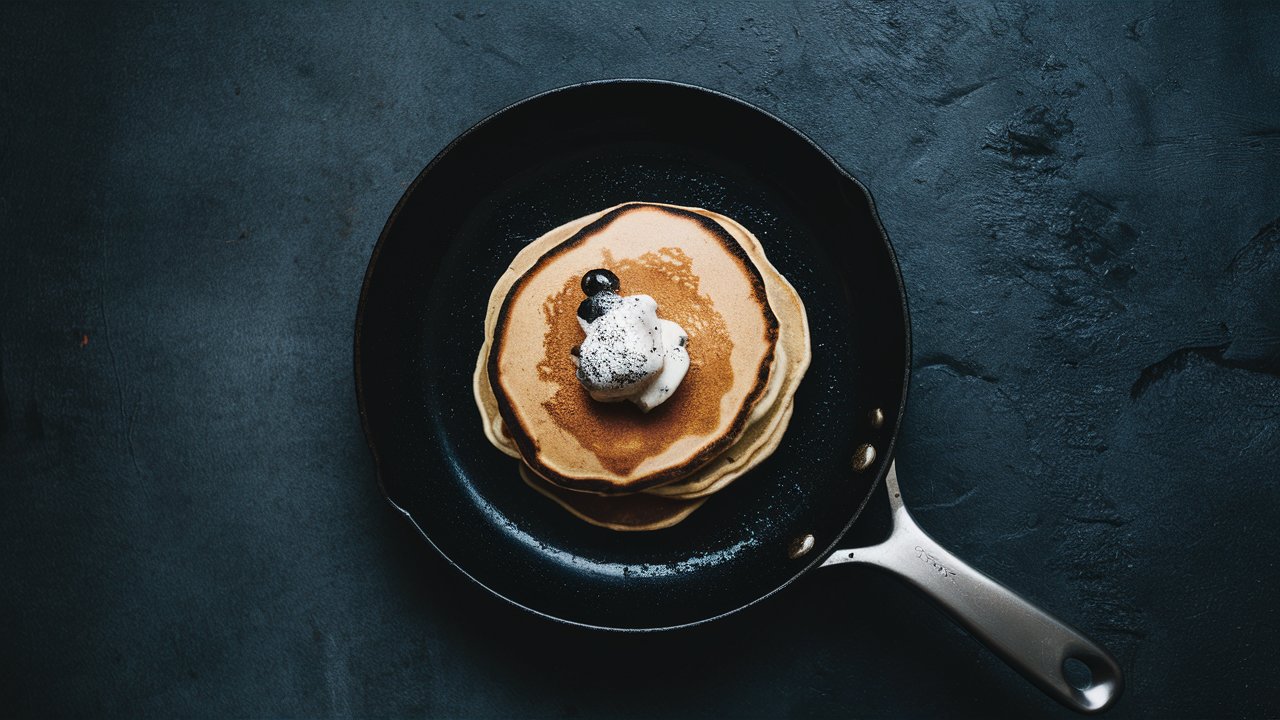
[822,462,1124,714]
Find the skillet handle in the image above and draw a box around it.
[821,462,1123,714]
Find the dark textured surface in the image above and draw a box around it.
[2,2,1278,718]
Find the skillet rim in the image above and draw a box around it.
[353,78,912,632]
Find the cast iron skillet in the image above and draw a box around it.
[355,80,1123,713]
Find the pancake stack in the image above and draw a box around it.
[474,202,810,530]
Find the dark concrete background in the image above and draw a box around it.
[2,1,1278,717]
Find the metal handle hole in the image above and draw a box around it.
[1062,656,1093,690]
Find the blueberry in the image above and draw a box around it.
[581,269,620,296]
[577,290,621,323]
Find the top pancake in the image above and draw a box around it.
[488,204,780,494]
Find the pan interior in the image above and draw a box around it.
[357,81,907,629]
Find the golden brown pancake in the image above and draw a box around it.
[517,465,706,532]
[488,204,780,494]
[482,344,792,501]
[474,203,810,529]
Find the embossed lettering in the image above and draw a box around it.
[914,545,957,581]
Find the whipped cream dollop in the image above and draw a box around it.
[570,270,689,412]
